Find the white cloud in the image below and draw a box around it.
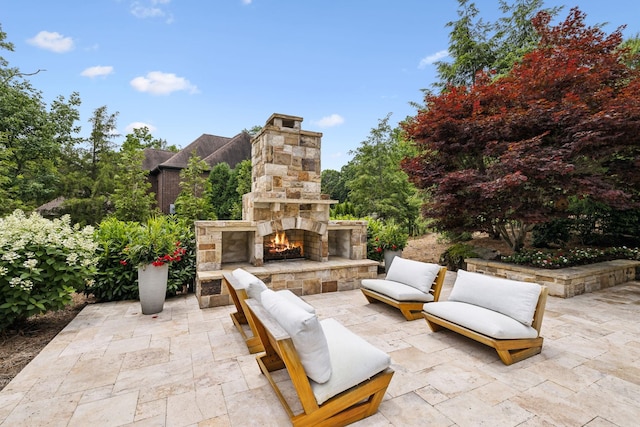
[418,50,449,69]
[125,122,157,133]
[315,114,345,128]
[130,71,199,95]
[27,31,74,53]
[130,0,173,22]
[242,0,253,4]
[80,66,114,78]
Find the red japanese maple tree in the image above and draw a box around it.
[402,8,640,251]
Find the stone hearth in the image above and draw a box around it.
[195,113,378,309]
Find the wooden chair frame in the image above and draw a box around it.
[423,286,549,365]
[222,271,264,354]
[361,266,447,320]
[244,298,394,427]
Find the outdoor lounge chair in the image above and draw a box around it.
[223,269,315,353]
[244,291,393,427]
[361,257,447,320]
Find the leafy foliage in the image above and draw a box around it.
[89,216,195,302]
[88,217,139,301]
[112,148,157,222]
[321,169,349,203]
[434,0,557,90]
[365,218,409,262]
[439,243,478,271]
[531,219,572,248]
[346,114,422,233]
[503,246,640,269]
[0,210,97,330]
[403,7,640,252]
[0,48,83,215]
[209,162,234,219]
[209,159,252,220]
[174,151,215,222]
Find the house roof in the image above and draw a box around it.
[36,196,66,214]
[201,132,251,168]
[143,131,251,173]
[142,148,175,171]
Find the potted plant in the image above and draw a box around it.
[124,216,186,314]
[373,221,409,272]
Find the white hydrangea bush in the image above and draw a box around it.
[0,210,98,330]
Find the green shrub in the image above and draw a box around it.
[366,218,409,262]
[167,218,196,295]
[366,218,385,262]
[531,219,572,248]
[89,216,196,301]
[439,243,478,271]
[0,210,98,330]
[88,217,139,301]
[502,246,640,269]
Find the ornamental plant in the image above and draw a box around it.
[502,246,640,269]
[124,216,185,268]
[0,210,98,330]
[367,218,409,262]
[89,216,195,302]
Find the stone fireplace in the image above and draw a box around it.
[195,113,378,309]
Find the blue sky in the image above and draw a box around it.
[2,1,639,171]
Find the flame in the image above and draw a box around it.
[267,231,302,254]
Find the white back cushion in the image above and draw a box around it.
[261,289,332,384]
[277,290,316,313]
[448,270,541,326]
[385,257,441,294]
[232,268,267,300]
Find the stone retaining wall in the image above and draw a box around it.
[465,258,640,298]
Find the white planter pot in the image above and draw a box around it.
[384,250,403,273]
[137,263,169,315]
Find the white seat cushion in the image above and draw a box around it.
[448,270,541,326]
[385,257,441,294]
[423,301,539,339]
[261,289,331,384]
[361,279,434,302]
[310,318,391,405]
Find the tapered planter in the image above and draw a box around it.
[137,263,169,315]
[384,250,403,272]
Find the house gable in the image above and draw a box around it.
[144,132,252,213]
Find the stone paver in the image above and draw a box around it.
[1,273,639,426]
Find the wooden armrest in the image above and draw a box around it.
[223,271,264,353]
[244,298,290,341]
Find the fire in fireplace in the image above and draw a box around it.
[264,231,306,262]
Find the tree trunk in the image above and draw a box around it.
[495,220,533,252]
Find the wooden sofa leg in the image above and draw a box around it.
[424,317,444,332]
[497,346,542,365]
[400,308,423,321]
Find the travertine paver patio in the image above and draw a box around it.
[1,272,639,426]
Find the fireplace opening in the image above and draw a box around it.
[264,230,306,262]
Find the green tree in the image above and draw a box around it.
[230,159,252,219]
[619,35,640,69]
[112,147,157,221]
[321,169,349,203]
[0,26,82,214]
[346,114,421,233]
[435,0,558,90]
[121,126,176,151]
[402,8,640,252]
[208,162,234,219]
[174,151,215,222]
[61,106,119,225]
